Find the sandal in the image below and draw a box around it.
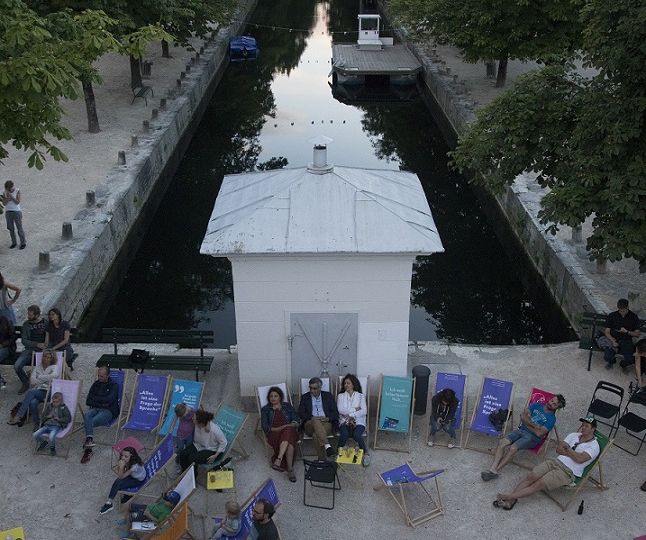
[288,470,296,483]
[271,459,285,472]
[501,499,517,510]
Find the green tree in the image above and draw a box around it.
[451,0,646,266]
[388,0,582,86]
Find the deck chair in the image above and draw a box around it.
[612,387,646,456]
[464,376,514,453]
[377,464,444,527]
[428,372,467,448]
[586,381,624,436]
[255,382,292,448]
[129,464,198,539]
[118,373,171,446]
[33,351,66,379]
[34,378,83,458]
[116,433,175,508]
[89,368,129,446]
[157,377,204,443]
[542,430,613,511]
[336,375,371,444]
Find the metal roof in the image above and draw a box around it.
[200,166,444,256]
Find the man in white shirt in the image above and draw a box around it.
[493,416,600,510]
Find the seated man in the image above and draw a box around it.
[83,366,119,449]
[597,298,641,370]
[298,377,339,460]
[14,304,46,394]
[482,394,565,481]
[250,498,279,540]
[494,416,600,510]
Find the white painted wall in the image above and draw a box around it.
[231,254,415,396]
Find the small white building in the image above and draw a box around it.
[200,141,443,396]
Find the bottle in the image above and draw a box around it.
[577,500,584,515]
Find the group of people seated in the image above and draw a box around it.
[260,374,371,483]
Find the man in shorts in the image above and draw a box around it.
[482,394,566,481]
[494,417,600,510]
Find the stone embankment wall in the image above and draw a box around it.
[37,0,258,325]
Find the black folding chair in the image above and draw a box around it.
[586,381,624,436]
[612,386,646,456]
[303,459,341,510]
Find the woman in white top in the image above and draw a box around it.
[337,374,370,466]
[3,180,26,249]
[178,409,228,474]
[100,447,147,515]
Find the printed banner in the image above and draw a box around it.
[214,405,246,455]
[122,434,174,493]
[159,379,203,436]
[472,377,513,435]
[435,372,466,428]
[380,464,444,486]
[377,376,413,433]
[107,370,126,428]
[529,387,554,406]
[125,374,168,431]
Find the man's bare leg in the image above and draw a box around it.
[496,473,546,507]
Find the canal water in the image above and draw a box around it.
[95,0,576,347]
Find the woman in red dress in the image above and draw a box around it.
[261,386,299,482]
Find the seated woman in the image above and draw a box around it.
[261,386,299,482]
[100,447,146,515]
[8,349,58,429]
[0,314,15,388]
[44,307,75,370]
[427,388,459,448]
[178,409,228,476]
[337,374,370,466]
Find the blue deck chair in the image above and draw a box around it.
[428,372,467,448]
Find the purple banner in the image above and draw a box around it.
[122,434,174,493]
[107,370,126,428]
[380,463,444,487]
[472,377,513,436]
[124,374,168,431]
[435,372,466,428]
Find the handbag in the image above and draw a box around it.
[488,408,509,431]
[128,348,150,372]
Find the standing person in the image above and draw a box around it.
[598,298,641,370]
[0,272,21,324]
[14,304,46,394]
[298,377,339,460]
[99,447,146,515]
[261,386,299,482]
[250,499,279,540]
[8,349,58,429]
[33,391,71,455]
[337,374,371,466]
[0,314,16,388]
[427,388,459,448]
[44,307,75,370]
[2,180,26,249]
[178,409,228,476]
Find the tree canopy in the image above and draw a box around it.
[387,0,582,86]
[451,0,646,265]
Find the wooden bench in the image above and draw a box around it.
[0,325,78,366]
[96,328,214,381]
[131,85,153,106]
[579,312,646,371]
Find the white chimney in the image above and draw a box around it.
[307,135,334,174]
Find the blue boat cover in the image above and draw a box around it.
[229,36,259,61]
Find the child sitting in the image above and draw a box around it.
[32,391,71,455]
[128,489,181,527]
[210,500,241,539]
[174,403,195,472]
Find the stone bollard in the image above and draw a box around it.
[176,79,182,88]
[160,98,167,110]
[180,71,186,79]
[117,151,126,165]
[62,222,73,240]
[572,224,583,243]
[131,135,138,147]
[595,259,607,274]
[39,251,50,272]
[143,120,150,131]
[151,108,158,119]
[86,190,95,207]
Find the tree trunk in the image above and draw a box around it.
[130,55,143,89]
[495,56,508,88]
[161,40,170,58]
[82,78,100,133]
[485,60,496,78]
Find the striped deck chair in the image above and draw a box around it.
[542,430,613,511]
[464,376,514,454]
[428,372,467,448]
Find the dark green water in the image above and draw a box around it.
[96,0,576,347]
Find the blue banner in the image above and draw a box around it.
[435,372,466,428]
[214,405,246,456]
[378,376,413,433]
[124,374,168,431]
[472,377,513,435]
[159,379,203,436]
[122,434,174,493]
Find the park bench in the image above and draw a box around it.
[131,85,153,106]
[96,328,214,381]
[579,312,646,371]
[0,325,78,366]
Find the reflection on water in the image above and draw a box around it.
[100,0,574,347]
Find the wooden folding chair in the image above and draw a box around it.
[428,372,467,448]
[373,375,416,453]
[464,376,514,454]
[542,431,613,511]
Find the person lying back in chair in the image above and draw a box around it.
[298,377,339,460]
[481,394,566,481]
[493,416,600,510]
[126,489,180,529]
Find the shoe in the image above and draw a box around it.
[481,471,498,481]
[37,440,48,452]
[213,456,232,470]
[427,440,434,447]
[120,495,133,504]
[9,243,16,249]
[362,454,371,467]
[287,470,296,482]
[10,402,21,418]
[0,376,6,389]
[448,441,457,449]
[99,503,114,515]
[8,416,25,426]
[19,244,26,250]
[84,437,95,448]
[18,383,29,395]
[325,446,335,458]
[50,447,56,456]
[81,449,93,464]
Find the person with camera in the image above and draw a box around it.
[427,388,459,448]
